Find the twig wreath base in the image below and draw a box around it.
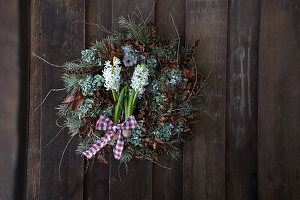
[56,17,208,165]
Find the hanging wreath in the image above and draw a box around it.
[57,17,207,164]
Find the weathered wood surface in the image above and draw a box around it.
[184,0,228,199]
[226,0,259,199]
[27,0,85,199]
[23,0,300,199]
[258,1,300,199]
[0,1,19,200]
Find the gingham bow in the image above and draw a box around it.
[83,115,137,160]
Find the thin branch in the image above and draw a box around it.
[31,88,66,116]
[59,136,75,185]
[133,5,146,24]
[73,20,112,35]
[145,0,157,23]
[184,58,198,105]
[84,159,90,174]
[32,53,64,68]
[136,151,171,170]
[42,127,66,147]
[56,119,64,128]
[194,63,214,96]
[169,13,180,66]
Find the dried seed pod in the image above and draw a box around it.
[122,129,132,138]
[153,141,158,150]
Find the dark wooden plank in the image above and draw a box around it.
[183,0,228,199]
[0,1,19,199]
[225,0,260,199]
[16,0,30,199]
[26,0,42,199]
[152,0,185,199]
[258,1,300,199]
[85,0,112,47]
[84,1,112,199]
[109,1,154,200]
[27,1,85,199]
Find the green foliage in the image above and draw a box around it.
[79,74,104,96]
[118,16,151,44]
[129,124,144,147]
[76,133,100,154]
[56,103,72,118]
[63,112,84,134]
[167,146,181,160]
[91,40,107,54]
[62,73,82,95]
[120,147,134,163]
[78,98,94,119]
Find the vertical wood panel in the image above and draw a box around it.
[84,1,112,199]
[0,1,19,199]
[225,0,260,199]
[27,0,42,198]
[184,0,228,199]
[152,0,185,199]
[109,1,154,200]
[27,1,85,199]
[258,1,300,199]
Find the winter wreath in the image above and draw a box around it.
[56,17,208,165]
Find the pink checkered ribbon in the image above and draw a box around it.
[83,115,137,160]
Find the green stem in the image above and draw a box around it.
[124,96,129,119]
[127,89,135,117]
[112,90,117,103]
[114,87,126,123]
[129,90,139,116]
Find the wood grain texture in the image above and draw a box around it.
[84,1,112,199]
[26,0,42,199]
[152,0,185,199]
[258,1,300,199]
[225,0,259,199]
[184,0,228,199]
[27,1,85,199]
[0,1,19,200]
[21,1,300,199]
[109,1,154,200]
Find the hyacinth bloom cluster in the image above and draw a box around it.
[130,63,149,96]
[102,57,122,92]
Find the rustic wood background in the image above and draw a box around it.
[0,0,299,199]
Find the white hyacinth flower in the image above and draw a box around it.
[102,57,122,91]
[131,63,149,97]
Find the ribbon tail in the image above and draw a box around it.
[113,132,124,160]
[83,130,115,159]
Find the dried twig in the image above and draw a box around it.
[43,127,66,147]
[137,151,171,170]
[145,0,157,23]
[59,136,75,185]
[169,13,180,66]
[73,20,112,35]
[31,88,66,116]
[32,53,64,68]
[133,5,146,24]
[184,58,198,105]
